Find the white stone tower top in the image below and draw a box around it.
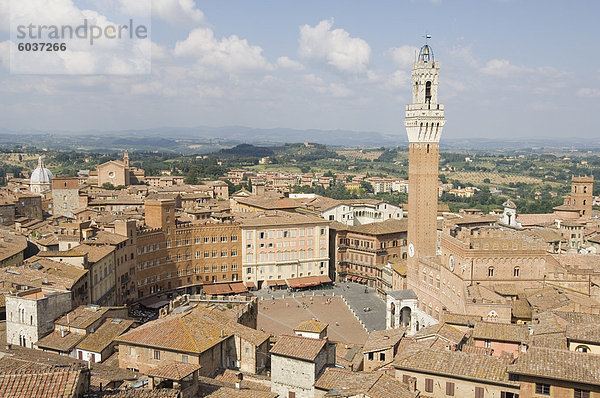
[405,43,446,143]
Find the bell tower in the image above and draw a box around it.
[405,42,445,262]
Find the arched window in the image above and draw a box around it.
[584,186,587,193]
[513,267,520,278]
[576,345,590,353]
[488,267,494,277]
[425,81,432,102]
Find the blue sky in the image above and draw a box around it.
[0,0,599,141]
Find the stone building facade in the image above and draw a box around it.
[134,199,243,299]
[52,177,80,218]
[240,213,330,290]
[335,219,407,296]
[6,289,72,348]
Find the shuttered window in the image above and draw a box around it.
[446,382,455,396]
[425,378,433,393]
[475,387,484,398]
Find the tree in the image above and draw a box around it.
[185,167,198,184]
[360,180,374,194]
[102,182,116,190]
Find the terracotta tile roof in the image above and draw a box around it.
[394,348,518,386]
[76,318,134,353]
[333,342,363,369]
[56,305,125,330]
[35,330,86,352]
[82,230,128,246]
[314,368,380,391]
[516,213,557,227]
[523,228,564,243]
[237,211,327,227]
[363,328,404,353]
[197,375,278,398]
[0,366,84,398]
[509,347,600,385]
[346,218,407,236]
[462,345,493,355]
[116,311,226,354]
[472,321,530,343]
[236,194,301,210]
[294,319,328,334]
[414,322,466,346]
[442,312,483,326]
[0,231,28,262]
[2,257,87,291]
[146,363,202,380]
[270,335,327,362]
[315,368,417,398]
[212,369,270,391]
[116,305,268,354]
[0,344,138,389]
[566,322,600,344]
[367,373,419,398]
[552,311,600,325]
[72,244,115,263]
[550,253,600,271]
[529,333,567,350]
[511,299,532,319]
[99,389,180,398]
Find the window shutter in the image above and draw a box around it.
[446,382,455,396]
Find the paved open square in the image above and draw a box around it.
[254,282,387,333]
[257,295,369,344]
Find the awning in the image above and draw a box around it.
[317,275,332,284]
[346,275,356,281]
[245,281,256,288]
[287,276,321,289]
[229,282,248,294]
[203,283,232,296]
[138,296,171,309]
[266,279,287,287]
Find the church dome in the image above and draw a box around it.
[30,156,53,185]
[418,44,434,62]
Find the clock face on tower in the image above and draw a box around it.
[408,243,415,258]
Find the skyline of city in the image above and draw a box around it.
[0,1,599,141]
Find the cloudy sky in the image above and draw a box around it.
[0,0,599,141]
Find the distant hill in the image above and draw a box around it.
[217,144,274,158]
[0,126,599,153]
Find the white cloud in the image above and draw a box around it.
[302,73,351,97]
[151,41,170,61]
[449,44,479,68]
[174,27,272,73]
[0,1,8,31]
[389,45,418,67]
[150,0,204,26]
[577,88,600,98]
[480,59,528,78]
[277,56,304,71]
[0,41,9,69]
[298,19,371,74]
[321,83,352,98]
[388,70,410,88]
